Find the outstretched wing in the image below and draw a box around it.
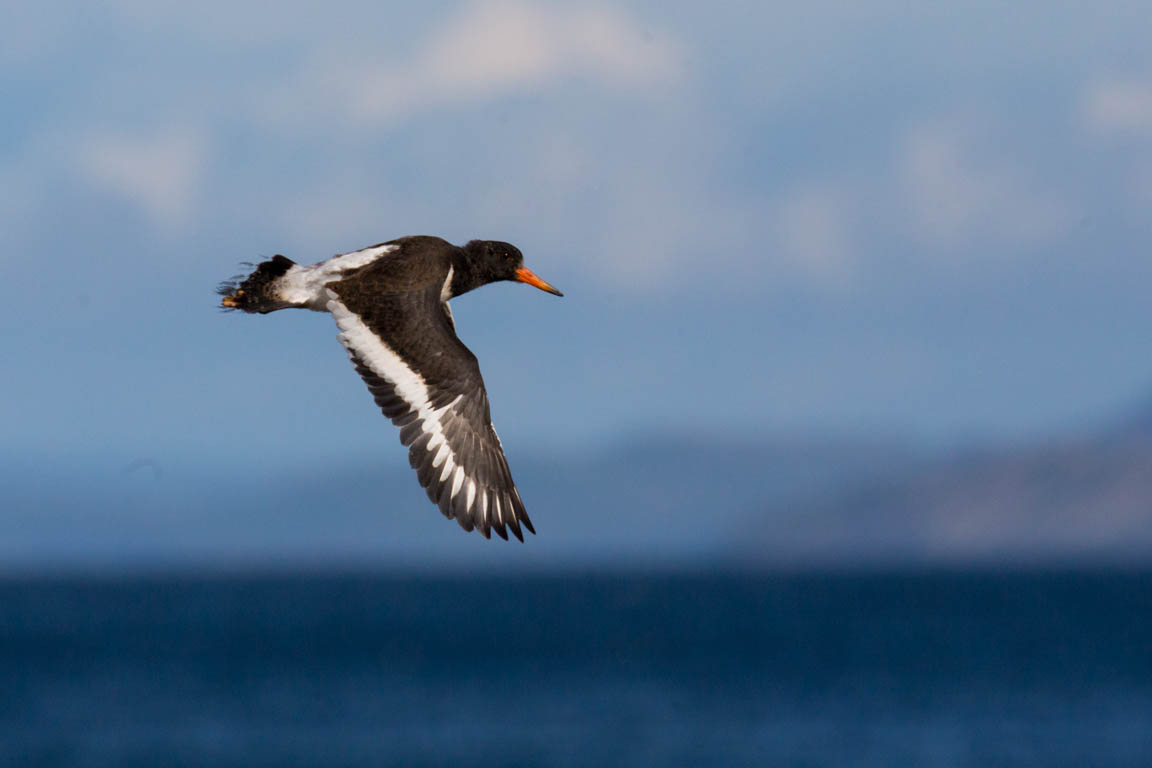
[325,284,533,540]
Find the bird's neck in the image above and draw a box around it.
[446,250,487,298]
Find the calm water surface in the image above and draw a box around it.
[1,570,1149,766]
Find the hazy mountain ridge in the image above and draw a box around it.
[742,419,1152,564]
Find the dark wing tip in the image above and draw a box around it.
[508,517,524,542]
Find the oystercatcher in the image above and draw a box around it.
[217,236,563,541]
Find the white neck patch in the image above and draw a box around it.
[441,265,455,303]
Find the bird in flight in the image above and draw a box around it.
[217,236,563,541]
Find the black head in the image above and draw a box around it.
[461,240,563,296]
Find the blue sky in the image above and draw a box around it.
[3,0,1152,472]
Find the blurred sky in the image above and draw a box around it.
[3,0,1152,471]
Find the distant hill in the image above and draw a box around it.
[736,414,1152,565]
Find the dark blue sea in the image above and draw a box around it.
[1,570,1150,767]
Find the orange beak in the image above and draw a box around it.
[514,266,564,296]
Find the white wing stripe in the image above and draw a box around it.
[329,298,464,489]
[328,293,514,533]
[325,243,396,272]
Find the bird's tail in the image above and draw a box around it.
[217,255,299,314]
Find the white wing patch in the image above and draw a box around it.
[277,243,397,310]
[328,297,478,512]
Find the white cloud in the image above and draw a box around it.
[899,121,1068,248]
[1082,77,1152,139]
[278,0,683,125]
[1080,77,1152,208]
[769,185,855,283]
[74,129,207,231]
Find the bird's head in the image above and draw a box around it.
[463,240,563,297]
